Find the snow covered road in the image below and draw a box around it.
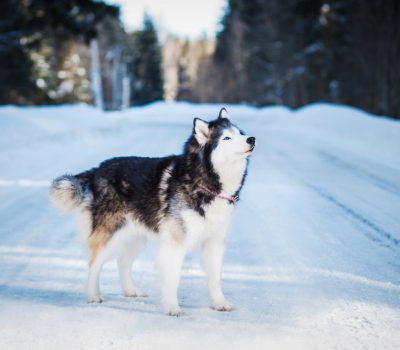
[0,103,399,349]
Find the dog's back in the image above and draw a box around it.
[50,156,177,234]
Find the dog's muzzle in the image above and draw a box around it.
[247,136,256,152]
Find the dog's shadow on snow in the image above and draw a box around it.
[0,284,83,307]
[1,269,400,323]
[0,283,163,315]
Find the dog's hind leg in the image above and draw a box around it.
[86,243,108,303]
[86,228,115,303]
[117,235,148,297]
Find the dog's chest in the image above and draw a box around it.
[203,199,234,229]
[181,199,234,249]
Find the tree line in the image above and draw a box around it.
[1,0,399,118]
[181,0,400,118]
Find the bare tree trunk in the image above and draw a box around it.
[111,47,121,110]
[90,39,103,110]
[121,63,130,110]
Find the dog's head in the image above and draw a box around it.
[191,108,255,164]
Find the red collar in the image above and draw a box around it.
[199,186,239,204]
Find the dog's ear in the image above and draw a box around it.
[218,107,231,120]
[193,118,210,145]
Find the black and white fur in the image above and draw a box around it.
[50,108,255,316]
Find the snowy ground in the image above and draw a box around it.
[0,102,399,349]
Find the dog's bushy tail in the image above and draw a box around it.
[49,175,84,213]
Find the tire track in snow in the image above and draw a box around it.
[316,150,400,197]
[269,147,400,250]
[307,184,400,248]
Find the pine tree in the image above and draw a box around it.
[0,0,119,105]
[175,41,192,101]
[130,15,164,105]
[176,62,192,101]
[211,0,400,117]
[0,0,38,104]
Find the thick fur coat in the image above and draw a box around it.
[50,108,255,316]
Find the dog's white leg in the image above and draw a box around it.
[117,235,147,297]
[157,239,185,316]
[86,250,107,303]
[202,238,233,311]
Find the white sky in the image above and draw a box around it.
[105,0,227,39]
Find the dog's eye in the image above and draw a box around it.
[223,136,231,141]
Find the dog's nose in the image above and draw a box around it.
[247,137,255,145]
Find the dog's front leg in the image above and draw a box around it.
[202,237,233,312]
[157,238,185,316]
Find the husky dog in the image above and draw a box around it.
[50,108,255,316]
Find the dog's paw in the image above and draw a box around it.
[212,300,233,312]
[164,305,184,317]
[124,289,148,298]
[87,295,104,304]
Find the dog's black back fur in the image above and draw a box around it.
[76,156,177,233]
[61,115,249,234]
